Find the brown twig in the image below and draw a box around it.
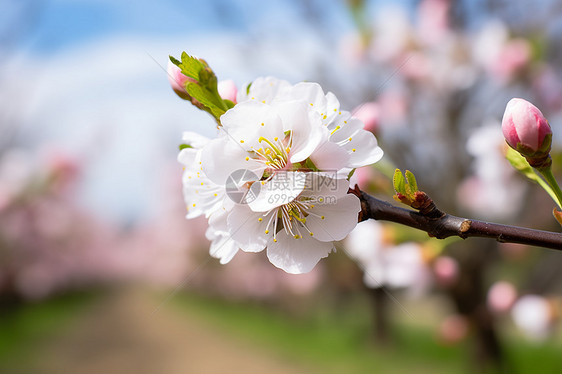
[350,186,562,250]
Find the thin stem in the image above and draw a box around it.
[353,187,562,250]
[534,169,559,205]
[539,167,562,209]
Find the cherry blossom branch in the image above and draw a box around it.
[352,186,562,250]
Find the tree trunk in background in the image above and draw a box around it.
[369,286,392,345]
[448,239,507,373]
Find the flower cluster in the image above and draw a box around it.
[177,77,383,273]
[345,220,432,296]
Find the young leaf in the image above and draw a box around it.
[223,99,236,109]
[405,170,418,193]
[505,147,558,202]
[393,169,406,195]
[186,82,227,119]
[178,52,207,80]
[169,55,181,66]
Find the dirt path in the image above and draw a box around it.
[23,289,318,374]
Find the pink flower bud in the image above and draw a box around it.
[353,102,380,133]
[501,98,552,163]
[167,60,195,100]
[487,281,517,314]
[433,256,459,287]
[217,79,238,103]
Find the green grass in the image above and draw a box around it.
[173,292,562,374]
[173,293,467,374]
[0,291,97,369]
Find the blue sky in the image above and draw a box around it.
[3,0,414,224]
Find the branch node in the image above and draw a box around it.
[460,220,472,237]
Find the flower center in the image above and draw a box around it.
[250,131,294,178]
[263,197,323,241]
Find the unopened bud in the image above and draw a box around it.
[167,60,196,100]
[218,80,238,103]
[501,98,552,167]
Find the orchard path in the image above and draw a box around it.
[23,289,319,374]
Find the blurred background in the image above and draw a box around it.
[1,0,562,373]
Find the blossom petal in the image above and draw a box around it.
[201,136,264,186]
[238,76,292,104]
[287,82,327,109]
[309,140,350,171]
[227,204,272,252]
[329,117,364,143]
[306,194,361,241]
[342,129,384,168]
[274,101,325,163]
[323,92,341,125]
[248,171,307,212]
[266,232,334,274]
[206,209,240,264]
[206,225,239,264]
[220,101,284,150]
[181,131,210,148]
[301,173,350,199]
[179,148,224,218]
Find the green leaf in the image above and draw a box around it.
[223,99,236,109]
[169,55,181,66]
[506,147,559,203]
[186,82,226,119]
[347,168,356,180]
[506,147,544,183]
[178,52,207,80]
[405,170,418,193]
[179,144,192,151]
[393,169,406,195]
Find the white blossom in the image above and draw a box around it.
[180,77,383,273]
